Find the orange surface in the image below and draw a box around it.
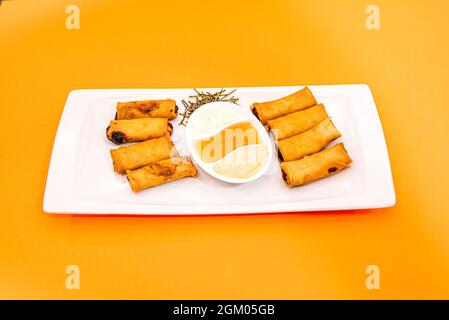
[1,0,448,299]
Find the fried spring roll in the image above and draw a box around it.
[268,104,328,140]
[115,99,178,120]
[280,143,352,187]
[106,118,173,144]
[126,156,198,192]
[250,87,317,125]
[110,134,177,173]
[277,118,341,161]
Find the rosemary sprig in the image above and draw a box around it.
[179,88,239,126]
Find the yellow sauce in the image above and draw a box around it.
[213,145,269,179]
[194,122,260,163]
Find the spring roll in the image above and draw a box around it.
[115,99,178,120]
[110,134,177,173]
[126,156,198,192]
[106,118,173,144]
[268,104,328,140]
[277,118,341,161]
[250,87,317,125]
[280,143,352,187]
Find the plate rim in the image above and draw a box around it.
[43,84,396,215]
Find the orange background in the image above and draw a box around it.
[1,0,448,299]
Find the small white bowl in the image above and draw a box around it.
[185,101,273,184]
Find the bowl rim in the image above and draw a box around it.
[185,101,273,184]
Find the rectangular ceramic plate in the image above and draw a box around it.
[43,85,395,214]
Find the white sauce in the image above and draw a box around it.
[213,144,269,179]
[190,106,246,140]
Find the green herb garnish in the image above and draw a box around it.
[179,88,239,126]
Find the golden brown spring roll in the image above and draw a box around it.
[106,118,173,144]
[277,118,341,161]
[268,104,328,140]
[110,134,177,173]
[115,99,178,120]
[250,87,317,125]
[126,156,198,192]
[280,143,352,187]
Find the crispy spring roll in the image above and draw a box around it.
[115,99,178,120]
[277,118,341,161]
[280,143,352,187]
[268,104,328,140]
[110,134,177,173]
[250,87,317,125]
[106,118,173,144]
[126,156,198,192]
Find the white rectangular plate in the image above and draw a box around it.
[44,85,395,214]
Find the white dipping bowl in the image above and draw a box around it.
[185,101,273,184]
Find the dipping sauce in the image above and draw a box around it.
[194,122,260,163]
[186,101,272,183]
[189,106,245,140]
[213,144,269,179]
